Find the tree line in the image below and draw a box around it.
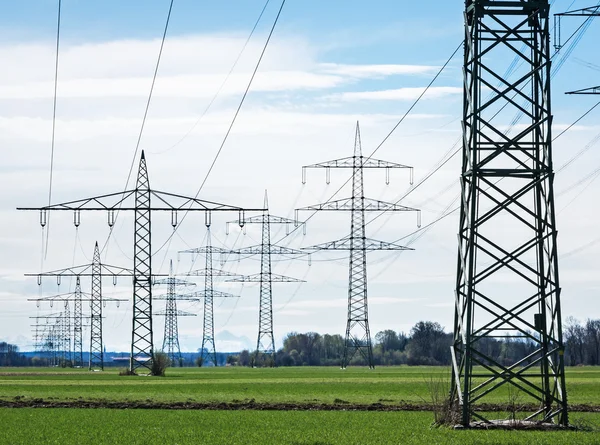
[226,319,600,367]
[563,317,600,366]
[0,342,32,366]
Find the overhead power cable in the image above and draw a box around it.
[153,0,272,155]
[45,0,62,259]
[99,0,174,256]
[270,41,463,247]
[153,0,287,258]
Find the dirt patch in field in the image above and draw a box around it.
[1,398,599,413]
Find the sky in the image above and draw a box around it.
[0,0,599,353]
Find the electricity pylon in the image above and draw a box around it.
[179,228,241,367]
[31,312,76,366]
[73,277,83,367]
[153,260,196,366]
[451,0,568,427]
[27,242,127,371]
[226,192,306,366]
[297,122,419,369]
[554,5,599,96]
[30,277,86,367]
[19,150,264,374]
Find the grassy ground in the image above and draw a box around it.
[0,366,598,445]
[0,366,599,406]
[1,409,599,445]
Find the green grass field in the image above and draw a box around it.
[0,366,599,405]
[1,409,599,445]
[0,366,599,444]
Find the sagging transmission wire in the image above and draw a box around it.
[99,0,174,257]
[152,0,287,260]
[367,102,600,275]
[272,5,552,254]
[267,41,463,250]
[363,10,600,242]
[151,0,273,155]
[273,90,600,267]
[43,0,62,260]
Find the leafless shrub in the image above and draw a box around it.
[151,352,171,377]
[426,375,459,426]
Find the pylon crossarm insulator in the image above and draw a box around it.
[297,197,418,212]
[225,273,305,283]
[303,156,412,170]
[303,237,413,251]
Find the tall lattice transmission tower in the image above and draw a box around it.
[226,192,306,366]
[28,242,127,370]
[31,312,72,366]
[298,122,419,369]
[153,261,195,366]
[19,151,262,374]
[450,0,568,427]
[179,227,241,367]
[30,277,87,367]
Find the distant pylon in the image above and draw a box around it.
[73,277,83,367]
[90,243,103,370]
[26,242,128,371]
[61,303,71,364]
[201,230,218,367]
[179,227,243,367]
[153,261,195,366]
[19,151,264,374]
[227,191,307,366]
[298,122,419,369]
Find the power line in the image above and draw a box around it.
[271,41,463,247]
[45,0,62,259]
[152,0,272,155]
[153,0,287,257]
[100,0,175,256]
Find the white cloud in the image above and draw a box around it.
[319,63,439,78]
[327,87,463,102]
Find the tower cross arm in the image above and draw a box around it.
[227,214,303,227]
[150,190,265,212]
[154,310,196,317]
[153,290,239,300]
[303,157,412,170]
[226,273,305,283]
[566,86,600,95]
[28,293,126,303]
[555,6,600,16]
[25,263,141,278]
[179,246,230,255]
[17,189,265,213]
[302,236,413,251]
[228,244,306,256]
[186,269,243,278]
[17,190,136,211]
[153,278,196,287]
[296,198,419,212]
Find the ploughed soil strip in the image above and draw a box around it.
[1,399,599,412]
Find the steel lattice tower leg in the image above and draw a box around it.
[451,0,568,426]
[342,124,373,369]
[62,302,71,365]
[200,230,218,367]
[131,152,154,373]
[255,194,275,365]
[90,242,104,370]
[162,261,181,365]
[73,276,83,367]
